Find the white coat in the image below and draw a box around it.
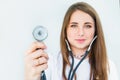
[45,52,119,80]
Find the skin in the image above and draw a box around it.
[67,10,95,56]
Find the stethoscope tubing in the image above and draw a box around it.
[68,50,89,80]
[67,36,97,80]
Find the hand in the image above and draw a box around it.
[24,42,49,80]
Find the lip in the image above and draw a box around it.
[75,39,86,43]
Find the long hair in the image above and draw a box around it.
[60,2,109,80]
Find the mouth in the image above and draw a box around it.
[75,39,86,43]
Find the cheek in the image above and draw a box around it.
[67,29,75,39]
[86,29,95,38]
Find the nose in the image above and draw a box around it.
[77,27,84,36]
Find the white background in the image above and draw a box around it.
[0,0,119,80]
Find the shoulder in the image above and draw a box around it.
[108,59,118,72]
[108,59,119,80]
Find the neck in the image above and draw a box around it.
[71,47,87,56]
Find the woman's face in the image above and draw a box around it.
[67,10,95,52]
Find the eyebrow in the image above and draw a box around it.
[70,22,78,24]
[85,22,94,25]
[70,22,93,25]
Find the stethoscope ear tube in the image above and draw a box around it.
[68,51,74,80]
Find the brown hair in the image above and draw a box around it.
[60,2,109,80]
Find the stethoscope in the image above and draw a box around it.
[32,25,48,80]
[32,25,97,80]
[65,35,97,80]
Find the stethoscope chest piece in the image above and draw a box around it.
[32,25,48,41]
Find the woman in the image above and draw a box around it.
[25,2,118,80]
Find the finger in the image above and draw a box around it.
[35,63,48,74]
[33,57,48,66]
[31,50,49,59]
[26,42,47,55]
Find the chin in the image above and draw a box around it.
[76,45,88,50]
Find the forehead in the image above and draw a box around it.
[69,10,94,23]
